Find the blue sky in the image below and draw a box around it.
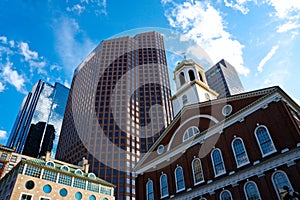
[1,0,300,144]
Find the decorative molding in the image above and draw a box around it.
[253,161,260,165]
[281,148,289,153]
[171,148,300,200]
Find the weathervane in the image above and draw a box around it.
[181,52,186,60]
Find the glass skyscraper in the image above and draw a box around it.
[56,32,173,200]
[205,59,245,98]
[7,80,69,158]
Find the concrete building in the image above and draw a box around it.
[0,152,115,200]
[205,59,244,98]
[56,31,173,199]
[7,80,69,158]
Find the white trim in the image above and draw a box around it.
[211,148,226,177]
[271,170,294,200]
[231,137,250,168]
[39,196,51,200]
[160,173,169,198]
[45,161,55,168]
[244,181,262,200]
[167,142,300,199]
[60,165,70,172]
[183,126,200,142]
[175,166,185,192]
[192,158,205,185]
[157,145,165,155]
[146,179,154,200]
[220,190,233,200]
[254,125,277,157]
[168,114,219,151]
[74,169,83,176]
[19,192,33,200]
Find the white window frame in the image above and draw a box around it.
[244,181,261,200]
[183,126,200,142]
[231,137,250,168]
[220,190,233,200]
[19,192,33,200]
[271,170,294,200]
[174,166,185,193]
[160,173,169,199]
[45,161,55,168]
[211,148,226,177]
[254,125,276,157]
[192,158,204,185]
[60,165,70,172]
[39,196,51,200]
[146,179,154,200]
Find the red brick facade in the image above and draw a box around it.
[135,87,300,200]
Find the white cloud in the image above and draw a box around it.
[66,4,86,15]
[266,0,300,33]
[53,16,96,77]
[277,21,300,33]
[0,130,7,139]
[163,1,250,75]
[19,42,38,61]
[223,0,250,14]
[263,69,289,87]
[257,45,279,72]
[266,0,300,19]
[29,60,47,74]
[0,36,7,44]
[0,81,5,92]
[1,61,26,93]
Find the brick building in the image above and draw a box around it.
[134,59,300,200]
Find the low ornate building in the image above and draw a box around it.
[0,152,115,200]
[134,60,300,200]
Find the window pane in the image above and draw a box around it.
[245,182,260,200]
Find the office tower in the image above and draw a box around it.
[6,80,69,158]
[56,31,173,199]
[205,59,244,98]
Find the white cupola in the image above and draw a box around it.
[171,58,218,115]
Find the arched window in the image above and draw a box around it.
[75,169,83,176]
[192,158,204,185]
[179,72,185,86]
[199,72,203,82]
[183,126,200,142]
[88,173,96,179]
[211,148,226,176]
[188,70,195,81]
[61,165,70,172]
[46,161,55,168]
[160,174,169,198]
[244,181,261,200]
[182,95,188,105]
[175,166,185,192]
[220,190,233,200]
[146,180,154,200]
[254,125,276,156]
[232,138,250,167]
[272,170,294,199]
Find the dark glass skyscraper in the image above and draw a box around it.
[205,59,245,98]
[56,32,173,200]
[7,80,69,158]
